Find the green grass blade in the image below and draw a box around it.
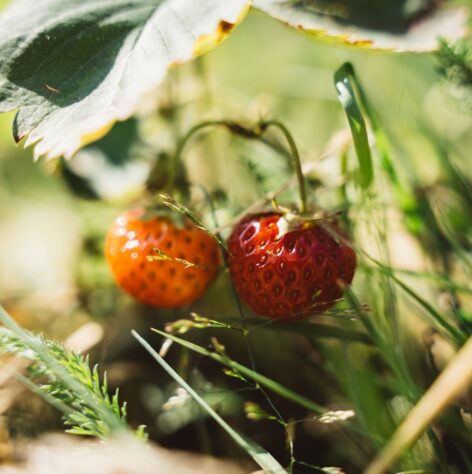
[151,328,325,414]
[361,255,467,345]
[389,275,466,345]
[342,287,421,401]
[132,330,287,474]
[159,193,226,249]
[360,264,472,295]
[365,336,472,474]
[220,316,371,345]
[334,62,373,189]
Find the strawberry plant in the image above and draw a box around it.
[0,1,471,474]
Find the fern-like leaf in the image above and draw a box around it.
[0,310,147,441]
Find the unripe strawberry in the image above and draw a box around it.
[228,212,356,319]
[105,209,220,308]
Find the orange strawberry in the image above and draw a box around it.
[105,209,220,308]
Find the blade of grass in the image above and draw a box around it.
[132,330,287,474]
[151,328,325,414]
[334,62,373,189]
[360,264,472,295]
[361,254,467,345]
[221,316,372,345]
[343,287,420,399]
[343,288,455,470]
[365,336,472,474]
[159,193,226,249]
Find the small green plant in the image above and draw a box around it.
[437,38,472,104]
[0,305,146,440]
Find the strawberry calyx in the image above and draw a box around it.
[272,205,341,241]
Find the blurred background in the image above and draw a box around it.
[0,2,471,473]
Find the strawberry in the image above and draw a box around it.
[228,212,356,319]
[105,209,220,308]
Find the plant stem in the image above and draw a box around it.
[151,328,325,414]
[167,119,308,214]
[259,119,308,214]
[167,120,224,192]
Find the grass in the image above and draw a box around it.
[0,304,146,440]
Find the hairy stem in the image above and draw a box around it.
[167,119,307,214]
[259,119,307,214]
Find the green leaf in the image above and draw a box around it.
[151,328,325,414]
[334,63,373,189]
[254,0,468,52]
[0,304,141,439]
[132,330,288,474]
[0,0,249,159]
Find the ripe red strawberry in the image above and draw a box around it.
[228,212,356,319]
[105,209,220,308]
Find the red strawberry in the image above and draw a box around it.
[105,209,220,308]
[228,212,356,319]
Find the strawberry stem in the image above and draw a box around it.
[167,120,224,192]
[258,120,308,215]
[168,119,307,214]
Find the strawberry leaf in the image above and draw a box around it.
[0,0,249,159]
[254,0,468,52]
